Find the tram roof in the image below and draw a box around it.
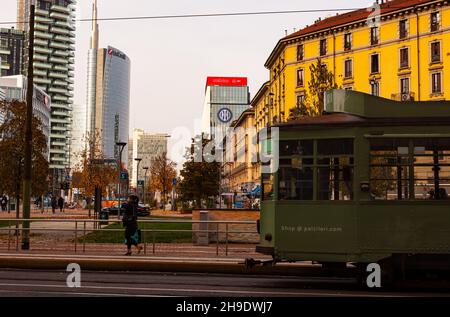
[278,90,450,129]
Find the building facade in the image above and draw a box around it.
[0,28,25,77]
[0,75,51,155]
[201,77,250,140]
[95,46,131,163]
[69,103,86,169]
[83,1,131,167]
[222,108,259,196]
[17,0,76,175]
[128,130,169,190]
[264,0,450,125]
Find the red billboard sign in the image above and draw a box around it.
[206,77,248,87]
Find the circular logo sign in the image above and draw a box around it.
[217,108,233,123]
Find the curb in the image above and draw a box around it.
[0,254,356,277]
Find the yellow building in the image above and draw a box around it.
[263,0,450,125]
[222,109,259,197]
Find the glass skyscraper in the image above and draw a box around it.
[83,1,131,168]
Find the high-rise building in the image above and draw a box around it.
[70,103,86,169]
[0,28,25,77]
[128,129,169,189]
[201,77,250,140]
[84,0,131,167]
[0,75,51,155]
[17,0,76,178]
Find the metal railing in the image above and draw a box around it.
[0,218,259,257]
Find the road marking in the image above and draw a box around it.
[0,282,415,297]
[0,288,168,297]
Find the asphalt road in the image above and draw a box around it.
[0,269,448,297]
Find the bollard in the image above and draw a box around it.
[83,221,86,253]
[152,228,156,254]
[225,223,229,256]
[74,221,78,253]
[216,224,219,256]
[8,220,11,251]
[143,229,147,255]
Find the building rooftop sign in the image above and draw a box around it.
[206,77,248,87]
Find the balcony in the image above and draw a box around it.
[50,156,67,162]
[52,111,69,117]
[50,12,70,20]
[51,5,70,14]
[35,16,52,24]
[34,53,48,62]
[53,50,69,57]
[35,46,52,54]
[48,87,68,94]
[34,39,48,46]
[391,92,415,102]
[34,62,52,69]
[52,103,71,110]
[53,80,68,86]
[51,26,70,35]
[51,141,67,147]
[50,148,67,155]
[49,41,69,50]
[34,69,47,76]
[35,23,49,32]
[51,117,69,124]
[35,9,49,16]
[34,77,51,85]
[53,65,68,72]
[54,35,71,43]
[48,72,67,79]
[35,31,53,40]
[49,56,68,64]
[53,95,69,102]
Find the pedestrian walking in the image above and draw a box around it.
[122,195,142,256]
[1,195,8,212]
[58,196,64,213]
[1,196,4,211]
[51,196,57,214]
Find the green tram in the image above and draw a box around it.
[256,90,450,279]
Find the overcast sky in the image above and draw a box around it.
[0,0,373,165]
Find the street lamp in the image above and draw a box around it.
[143,167,149,205]
[134,158,142,201]
[116,141,127,219]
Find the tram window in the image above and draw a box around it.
[317,139,353,155]
[280,140,313,156]
[413,138,450,200]
[278,167,314,200]
[369,138,450,200]
[262,173,274,201]
[317,157,354,200]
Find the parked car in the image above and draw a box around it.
[101,202,150,217]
